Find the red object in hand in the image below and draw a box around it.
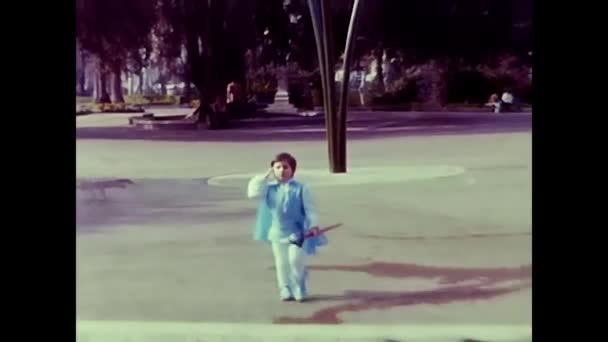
[303,224,342,240]
[304,231,315,239]
[307,227,320,237]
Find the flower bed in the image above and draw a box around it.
[124,95,179,106]
[76,103,146,115]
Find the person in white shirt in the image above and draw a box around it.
[247,153,327,302]
[500,89,514,112]
[501,90,514,104]
[334,68,345,83]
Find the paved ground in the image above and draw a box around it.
[76,112,531,341]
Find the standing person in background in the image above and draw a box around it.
[500,89,514,112]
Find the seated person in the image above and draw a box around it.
[226,82,244,104]
[487,93,500,113]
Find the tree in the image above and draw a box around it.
[179,0,228,128]
[151,0,185,96]
[76,40,88,96]
[252,0,289,66]
[125,46,152,95]
[76,0,156,103]
[282,0,317,70]
[375,0,529,61]
[156,0,256,128]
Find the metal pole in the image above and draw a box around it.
[336,0,362,172]
[307,0,364,173]
[307,0,333,169]
[320,0,338,172]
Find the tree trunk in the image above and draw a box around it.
[199,0,229,130]
[184,2,205,119]
[184,77,192,103]
[128,72,134,95]
[182,0,248,129]
[137,71,144,94]
[160,78,167,96]
[142,68,149,94]
[111,62,125,103]
[78,51,86,96]
[374,45,385,95]
[96,70,111,104]
[85,64,95,95]
[77,71,86,96]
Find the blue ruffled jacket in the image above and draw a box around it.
[248,176,328,255]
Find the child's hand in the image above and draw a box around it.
[309,227,320,236]
[265,167,275,180]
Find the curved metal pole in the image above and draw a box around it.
[306,0,327,111]
[307,0,362,173]
[337,0,362,172]
[307,0,334,168]
[320,0,339,172]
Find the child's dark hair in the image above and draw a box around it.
[271,152,297,173]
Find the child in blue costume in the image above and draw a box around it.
[247,153,328,302]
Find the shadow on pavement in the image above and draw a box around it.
[76,178,250,233]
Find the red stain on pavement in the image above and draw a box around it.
[309,262,531,286]
[273,262,531,324]
[359,232,530,241]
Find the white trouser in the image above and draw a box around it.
[271,242,306,291]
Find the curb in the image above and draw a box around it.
[262,106,532,115]
[231,112,532,127]
[226,122,527,135]
[77,321,531,342]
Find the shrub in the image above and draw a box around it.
[248,65,278,95]
[124,95,150,105]
[75,102,145,114]
[76,96,94,104]
[372,55,532,106]
[477,54,532,103]
[445,68,490,104]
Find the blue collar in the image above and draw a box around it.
[269,178,297,186]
